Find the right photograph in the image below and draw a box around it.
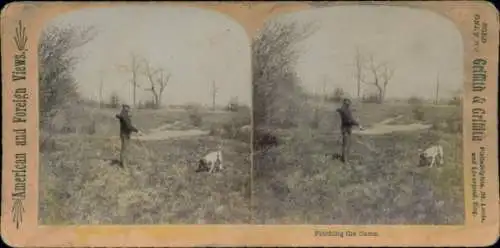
[251,5,464,225]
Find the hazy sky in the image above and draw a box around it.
[277,5,464,100]
[44,5,251,106]
[44,5,464,106]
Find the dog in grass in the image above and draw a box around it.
[418,145,444,167]
[196,140,224,173]
[196,150,223,173]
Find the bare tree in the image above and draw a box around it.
[99,69,104,108]
[321,75,329,103]
[361,54,395,103]
[435,73,440,105]
[380,63,395,101]
[211,80,218,111]
[116,52,142,107]
[354,47,365,99]
[141,59,171,108]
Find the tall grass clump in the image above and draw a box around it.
[186,104,203,127]
[411,105,425,121]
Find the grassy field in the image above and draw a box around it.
[252,101,464,225]
[39,105,252,224]
[40,101,464,225]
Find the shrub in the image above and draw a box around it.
[432,112,462,134]
[362,93,380,103]
[209,110,251,143]
[226,97,240,112]
[412,105,425,121]
[187,106,203,127]
[189,114,202,127]
[184,102,202,111]
[39,25,97,130]
[407,96,423,105]
[448,96,462,106]
[310,107,320,129]
[252,18,318,128]
[446,116,462,133]
[108,92,120,109]
[86,119,96,135]
[327,87,345,103]
[138,100,156,109]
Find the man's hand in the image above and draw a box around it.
[359,125,365,131]
[136,130,144,136]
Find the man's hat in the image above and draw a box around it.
[122,104,130,108]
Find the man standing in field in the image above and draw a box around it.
[116,104,140,167]
[336,98,363,164]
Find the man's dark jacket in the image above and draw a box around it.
[336,106,359,129]
[116,111,138,138]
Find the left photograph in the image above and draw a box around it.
[38,5,252,225]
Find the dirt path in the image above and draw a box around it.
[353,115,432,135]
[134,129,210,141]
[378,115,404,125]
[49,124,211,142]
[132,121,209,141]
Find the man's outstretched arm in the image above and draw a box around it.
[347,111,363,129]
[116,114,139,133]
[125,117,139,133]
[350,116,360,126]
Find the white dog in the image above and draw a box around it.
[418,145,444,167]
[204,150,223,173]
[197,142,224,173]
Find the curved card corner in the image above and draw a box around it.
[1,220,27,248]
[481,1,499,19]
[480,230,500,247]
[1,2,18,19]
[0,1,29,20]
